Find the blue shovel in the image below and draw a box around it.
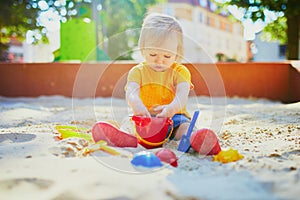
[177,110,200,152]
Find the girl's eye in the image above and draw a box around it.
[164,55,171,58]
[149,54,157,57]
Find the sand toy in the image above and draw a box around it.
[155,148,178,167]
[55,125,92,141]
[131,116,173,149]
[190,128,221,155]
[131,151,163,168]
[213,148,244,163]
[83,140,120,156]
[177,110,200,152]
[92,121,138,147]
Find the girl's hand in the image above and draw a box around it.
[153,82,190,118]
[132,104,151,117]
[153,105,174,118]
[126,82,151,117]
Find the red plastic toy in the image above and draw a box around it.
[92,121,138,147]
[190,128,221,155]
[131,116,173,149]
[155,148,178,167]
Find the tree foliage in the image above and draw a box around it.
[218,0,300,59]
[99,0,160,60]
[0,0,79,61]
[0,0,39,61]
[262,17,287,44]
[0,0,163,61]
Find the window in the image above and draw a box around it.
[207,16,215,27]
[207,17,210,26]
[163,7,174,16]
[279,44,286,58]
[199,12,203,23]
[210,2,217,12]
[215,18,219,29]
[225,23,232,32]
[199,0,207,7]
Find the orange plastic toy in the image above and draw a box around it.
[213,148,244,163]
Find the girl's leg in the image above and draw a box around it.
[170,114,191,140]
[174,122,190,140]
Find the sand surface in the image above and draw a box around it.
[0,95,299,200]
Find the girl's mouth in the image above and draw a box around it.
[152,65,166,71]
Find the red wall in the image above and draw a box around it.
[289,64,300,103]
[0,62,299,103]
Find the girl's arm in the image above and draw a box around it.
[155,82,190,118]
[126,82,151,117]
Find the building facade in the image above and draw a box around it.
[251,32,286,62]
[148,0,248,63]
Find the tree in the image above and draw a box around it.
[0,0,39,61]
[219,0,300,60]
[0,0,163,61]
[0,0,80,61]
[99,0,160,60]
[57,0,161,60]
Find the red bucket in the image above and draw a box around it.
[131,116,173,149]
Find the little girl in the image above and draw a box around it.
[93,13,221,155]
[125,13,193,140]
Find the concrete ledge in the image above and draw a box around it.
[0,62,299,103]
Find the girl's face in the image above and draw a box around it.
[143,35,178,72]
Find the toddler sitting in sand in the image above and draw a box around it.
[93,13,221,155]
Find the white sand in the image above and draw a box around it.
[0,95,299,200]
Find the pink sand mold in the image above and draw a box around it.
[155,148,178,167]
[92,121,138,148]
[190,128,221,155]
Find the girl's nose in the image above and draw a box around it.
[155,55,163,64]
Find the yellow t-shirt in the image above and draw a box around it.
[126,62,193,117]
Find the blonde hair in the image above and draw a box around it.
[138,13,184,63]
